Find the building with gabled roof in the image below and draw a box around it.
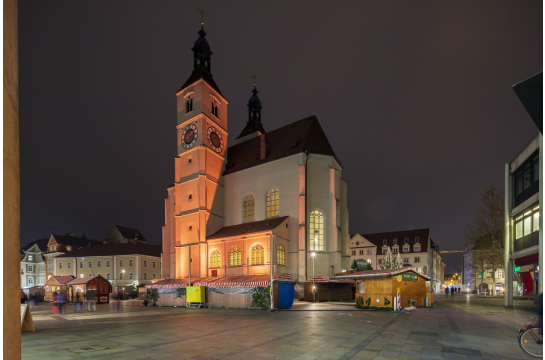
[162,23,351,299]
[106,225,148,244]
[20,239,49,289]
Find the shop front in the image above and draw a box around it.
[514,254,539,299]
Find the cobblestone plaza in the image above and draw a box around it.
[22,295,537,359]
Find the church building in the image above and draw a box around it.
[161,23,350,295]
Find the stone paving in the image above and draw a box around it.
[21,295,539,359]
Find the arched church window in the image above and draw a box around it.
[210,249,221,268]
[243,195,255,222]
[310,210,324,251]
[212,100,219,117]
[266,189,279,218]
[186,96,193,113]
[250,244,264,265]
[277,245,286,266]
[229,247,242,266]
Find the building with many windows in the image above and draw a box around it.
[161,23,350,297]
[505,133,541,303]
[360,228,444,291]
[53,243,162,288]
[349,234,377,269]
[20,239,49,289]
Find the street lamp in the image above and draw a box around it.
[311,252,316,302]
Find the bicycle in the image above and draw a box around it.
[518,317,543,358]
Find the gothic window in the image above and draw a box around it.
[243,195,255,222]
[186,96,193,113]
[212,100,219,117]
[250,244,264,265]
[229,247,242,266]
[277,245,286,266]
[210,250,221,268]
[309,210,324,251]
[266,189,279,217]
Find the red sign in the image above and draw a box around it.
[99,296,108,302]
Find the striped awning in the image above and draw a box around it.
[146,273,294,289]
[304,275,354,284]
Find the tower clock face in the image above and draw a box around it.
[207,126,224,153]
[181,124,198,149]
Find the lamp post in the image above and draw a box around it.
[122,269,125,300]
[311,252,316,302]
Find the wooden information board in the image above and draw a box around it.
[20,304,35,331]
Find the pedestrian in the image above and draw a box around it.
[74,292,82,313]
[20,290,28,304]
[457,287,460,293]
[86,290,96,312]
[450,287,455,297]
[116,296,121,312]
[57,292,67,315]
[445,286,449,297]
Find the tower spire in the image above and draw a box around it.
[192,9,212,74]
[235,77,266,141]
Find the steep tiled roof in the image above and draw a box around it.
[50,234,102,247]
[224,115,340,175]
[113,225,147,242]
[21,239,49,254]
[207,216,289,240]
[179,67,223,97]
[55,243,161,258]
[361,228,430,254]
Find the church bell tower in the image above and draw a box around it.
[162,21,228,280]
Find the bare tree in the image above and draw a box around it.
[466,185,505,295]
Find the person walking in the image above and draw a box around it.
[445,286,449,297]
[57,292,67,315]
[74,292,82,313]
[20,290,28,304]
[86,290,96,312]
[450,287,455,297]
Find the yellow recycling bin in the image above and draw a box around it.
[186,286,206,303]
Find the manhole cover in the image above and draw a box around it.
[410,331,439,336]
[443,347,482,356]
[68,345,109,353]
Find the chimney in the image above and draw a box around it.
[260,134,266,160]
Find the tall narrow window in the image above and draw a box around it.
[534,211,540,232]
[309,210,324,251]
[243,195,255,222]
[186,96,193,113]
[210,250,221,268]
[266,189,279,217]
[229,247,242,266]
[212,100,219,117]
[277,245,286,266]
[250,244,265,265]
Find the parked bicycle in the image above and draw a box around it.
[518,317,542,358]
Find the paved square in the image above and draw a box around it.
[22,295,538,359]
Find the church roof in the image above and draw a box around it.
[113,225,147,242]
[225,115,340,175]
[236,120,266,140]
[179,66,223,97]
[207,216,289,240]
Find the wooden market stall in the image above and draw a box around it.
[303,275,354,302]
[65,275,112,304]
[147,273,295,309]
[331,269,431,310]
[44,276,74,301]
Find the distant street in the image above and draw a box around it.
[22,296,537,359]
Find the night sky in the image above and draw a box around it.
[19,1,542,273]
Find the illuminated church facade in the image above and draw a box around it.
[161,24,350,292]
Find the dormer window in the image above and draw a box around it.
[393,238,398,245]
[186,96,193,113]
[414,246,420,252]
[382,239,387,245]
[403,246,409,253]
[404,238,409,244]
[393,248,398,253]
[415,237,420,243]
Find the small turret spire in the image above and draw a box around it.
[192,9,212,74]
[248,76,262,123]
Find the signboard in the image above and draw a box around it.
[402,272,418,282]
[514,266,521,272]
[20,304,35,332]
[355,259,368,270]
[186,286,205,303]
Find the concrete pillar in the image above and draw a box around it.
[504,163,513,307]
[3,0,21,357]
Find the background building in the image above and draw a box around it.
[361,228,444,291]
[106,225,148,244]
[20,239,48,289]
[349,234,377,269]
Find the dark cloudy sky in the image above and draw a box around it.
[19,1,542,272]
